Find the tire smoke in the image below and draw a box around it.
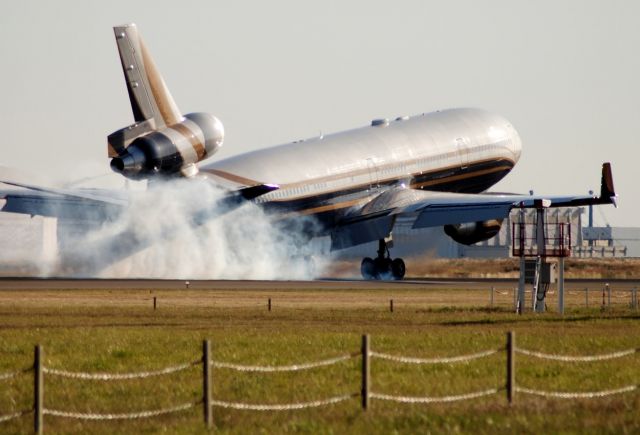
[57,178,327,279]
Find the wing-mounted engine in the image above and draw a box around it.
[107,23,224,180]
[109,113,224,179]
[443,219,503,245]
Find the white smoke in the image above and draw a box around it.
[57,178,328,280]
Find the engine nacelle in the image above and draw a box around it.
[110,112,224,179]
[443,220,503,245]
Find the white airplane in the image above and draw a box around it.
[0,24,617,279]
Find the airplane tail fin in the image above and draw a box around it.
[600,162,618,207]
[108,23,183,157]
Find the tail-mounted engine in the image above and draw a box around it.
[108,24,224,180]
[109,113,224,179]
[443,219,503,245]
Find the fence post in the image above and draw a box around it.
[34,345,43,435]
[361,334,370,410]
[389,299,394,313]
[506,331,515,405]
[607,283,611,307]
[585,287,588,308]
[203,340,212,428]
[558,257,565,315]
[153,296,157,310]
[490,287,495,307]
[268,298,272,312]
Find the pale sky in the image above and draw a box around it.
[1,0,638,226]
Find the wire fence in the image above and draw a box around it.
[43,360,200,380]
[1,333,638,433]
[210,394,357,411]
[370,348,499,364]
[514,385,637,399]
[0,410,31,423]
[370,388,501,404]
[487,285,639,311]
[211,353,358,372]
[43,401,200,420]
[0,367,32,424]
[515,347,638,362]
[0,367,29,381]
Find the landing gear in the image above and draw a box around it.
[360,239,405,280]
[391,258,406,280]
[361,257,376,279]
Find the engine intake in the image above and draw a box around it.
[110,112,224,179]
[443,220,503,245]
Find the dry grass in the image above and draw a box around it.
[0,286,639,434]
[329,257,640,279]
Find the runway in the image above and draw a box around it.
[0,277,637,290]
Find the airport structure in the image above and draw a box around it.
[0,212,57,275]
[344,206,640,260]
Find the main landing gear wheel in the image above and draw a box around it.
[361,257,376,280]
[360,239,406,280]
[374,257,391,278]
[391,258,406,280]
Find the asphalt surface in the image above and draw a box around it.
[0,277,637,290]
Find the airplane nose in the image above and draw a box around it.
[506,123,522,162]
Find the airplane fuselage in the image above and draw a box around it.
[202,108,522,229]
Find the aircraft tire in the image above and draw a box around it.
[361,257,376,280]
[391,258,406,280]
[374,257,392,280]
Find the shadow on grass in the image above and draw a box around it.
[435,311,640,327]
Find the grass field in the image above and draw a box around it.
[330,257,640,279]
[1,286,639,434]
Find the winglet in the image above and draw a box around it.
[600,162,617,207]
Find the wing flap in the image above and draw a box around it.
[413,203,513,228]
[331,215,395,251]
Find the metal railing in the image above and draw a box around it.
[512,222,572,257]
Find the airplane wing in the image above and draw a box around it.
[331,162,616,250]
[0,177,279,273]
[0,181,127,219]
[1,180,128,205]
[0,179,278,220]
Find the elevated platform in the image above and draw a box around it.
[512,222,571,258]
